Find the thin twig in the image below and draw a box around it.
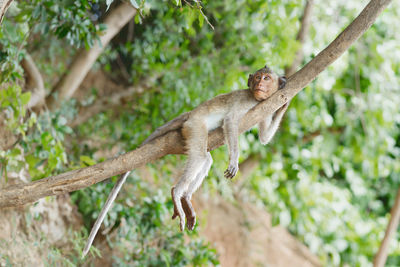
[373,188,400,267]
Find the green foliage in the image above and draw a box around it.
[71,173,219,266]
[45,229,101,266]
[243,1,400,264]
[0,19,28,83]
[0,95,75,180]
[21,0,104,48]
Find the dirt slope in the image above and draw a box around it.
[196,195,320,267]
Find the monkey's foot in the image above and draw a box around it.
[181,196,196,231]
[171,187,185,231]
[171,188,197,231]
[224,163,238,179]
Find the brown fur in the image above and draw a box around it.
[171,66,287,231]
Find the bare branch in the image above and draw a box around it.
[374,188,400,267]
[21,54,46,109]
[0,0,392,208]
[285,0,314,77]
[0,0,13,24]
[69,74,160,127]
[69,85,141,127]
[46,2,137,110]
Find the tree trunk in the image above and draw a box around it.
[46,2,137,110]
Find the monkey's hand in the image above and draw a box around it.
[224,162,239,179]
[275,101,290,117]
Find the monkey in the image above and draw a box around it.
[83,65,288,257]
[168,65,288,231]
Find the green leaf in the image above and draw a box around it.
[198,12,204,28]
[20,92,31,106]
[80,155,96,166]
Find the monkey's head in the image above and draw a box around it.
[248,65,287,101]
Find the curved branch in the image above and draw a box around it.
[46,2,137,110]
[21,54,46,109]
[0,0,392,208]
[285,0,314,77]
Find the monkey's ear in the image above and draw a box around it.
[264,65,272,73]
[248,74,253,87]
[278,76,287,89]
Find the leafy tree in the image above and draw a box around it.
[0,0,399,266]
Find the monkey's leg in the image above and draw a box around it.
[171,120,208,231]
[183,152,213,230]
[172,157,209,230]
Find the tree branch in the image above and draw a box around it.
[285,0,314,77]
[70,85,144,127]
[21,54,46,109]
[0,0,13,25]
[46,2,137,110]
[374,188,400,267]
[69,73,161,127]
[0,0,392,208]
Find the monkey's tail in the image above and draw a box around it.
[82,171,130,257]
[141,112,190,145]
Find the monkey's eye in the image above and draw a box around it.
[264,76,270,80]
[256,76,261,80]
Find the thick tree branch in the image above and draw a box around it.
[21,54,46,109]
[0,0,392,208]
[374,188,400,267]
[46,2,137,110]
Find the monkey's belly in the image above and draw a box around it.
[205,113,224,130]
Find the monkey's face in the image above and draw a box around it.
[248,71,280,101]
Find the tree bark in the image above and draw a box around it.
[0,0,393,208]
[373,188,400,267]
[46,2,137,110]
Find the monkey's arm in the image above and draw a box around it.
[223,115,240,178]
[258,102,289,145]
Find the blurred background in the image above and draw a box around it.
[0,0,399,266]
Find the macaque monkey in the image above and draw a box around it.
[167,65,288,231]
[83,65,288,256]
